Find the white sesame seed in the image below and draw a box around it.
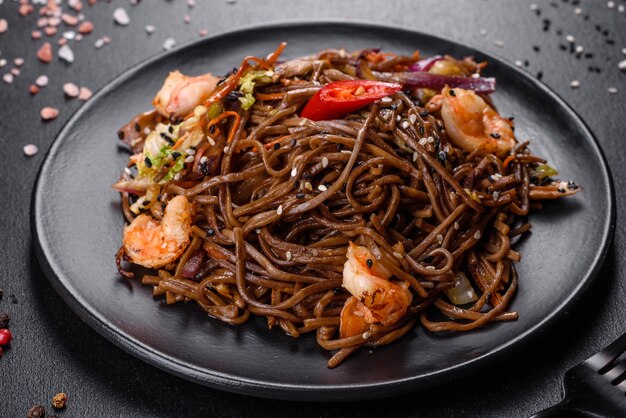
[174,173,181,181]
[454,222,460,230]
[199,156,208,164]
[393,251,403,259]
[255,228,261,234]
[362,332,371,339]
[530,3,539,11]
[474,230,482,240]
[0,59,6,68]
[285,251,292,261]
[418,137,428,146]
[277,205,283,215]
[291,167,297,177]
[575,45,584,54]
[223,145,230,153]
[298,118,307,126]
[622,49,626,55]
[143,127,151,135]
[318,184,328,192]
[570,80,580,88]
[23,144,38,157]
[163,37,176,51]
[305,182,313,191]
[566,35,576,44]
[412,152,418,162]
[380,97,392,105]
[124,167,131,175]
[425,265,435,270]
[493,190,500,200]
[208,137,216,146]
[401,120,410,129]
[396,115,401,122]
[265,70,274,77]
[436,234,443,243]
[409,113,417,124]
[161,242,167,249]
[145,25,155,35]
[113,8,130,25]
[608,87,618,94]
[514,60,523,67]
[479,28,487,36]
[574,7,582,15]
[184,155,194,163]
[618,59,626,70]
[427,136,435,143]
[321,157,329,168]
[494,40,504,48]
[94,39,104,49]
[619,4,625,12]
[185,148,196,155]
[607,1,615,8]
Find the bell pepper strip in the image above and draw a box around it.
[300,80,402,121]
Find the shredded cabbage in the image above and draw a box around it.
[238,70,272,111]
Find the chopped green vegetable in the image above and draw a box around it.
[160,155,186,183]
[207,102,224,120]
[238,70,272,111]
[531,164,559,180]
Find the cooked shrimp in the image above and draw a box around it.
[123,195,192,269]
[340,242,412,337]
[431,87,515,158]
[153,70,221,119]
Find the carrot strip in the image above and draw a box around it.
[205,111,241,144]
[502,155,516,170]
[255,92,285,101]
[263,134,292,150]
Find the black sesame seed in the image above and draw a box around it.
[320,131,329,135]
[206,228,215,237]
[557,188,566,193]
[144,157,152,168]
[559,44,567,51]
[490,132,501,139]
[209,125,216,134]
[171,152,181,159]
[134,122,141,132]
[420,110,429,117]
[449,89,456,96]
[524,60,530,67]
[290,138,297,147]
[168,125,174,134]
[142,200,150,206]
[366,259,373,268]
[537,71,543,80]
[532,45,541,52]
[161,202,166,211]
[117,130,125,140]
[418,125,425,135]
[296,193,305,199]
[341,183,347,192]
[273,143,281,150]
[303,172,311,179]
[438,151,448,163]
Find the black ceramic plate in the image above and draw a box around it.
[32,21,614,401]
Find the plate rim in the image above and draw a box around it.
[31,19,616,401]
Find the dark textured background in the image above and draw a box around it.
[0,0,625,417]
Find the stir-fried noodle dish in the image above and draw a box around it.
[114,43,581,368]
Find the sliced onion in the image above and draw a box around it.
[181,251,205,278]
[408,55,443,72]
[445,272,478,305]
[392,72,496,94]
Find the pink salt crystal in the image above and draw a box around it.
[0,19,9,34]
[78,86,93,100]
[62,13,79,26]
[78,21,93,34]
[41,107,60,121]
[48,17,61,27]
[29,84,39,95]
[37,42,53,63]
[14,58,24,67]
[44,26,58,36]
[23,144,39,157]
[57,37,67,46]
[63,82,80,98]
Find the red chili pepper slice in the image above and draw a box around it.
[300,80,402,121]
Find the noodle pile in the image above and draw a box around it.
[115,46,580,367]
